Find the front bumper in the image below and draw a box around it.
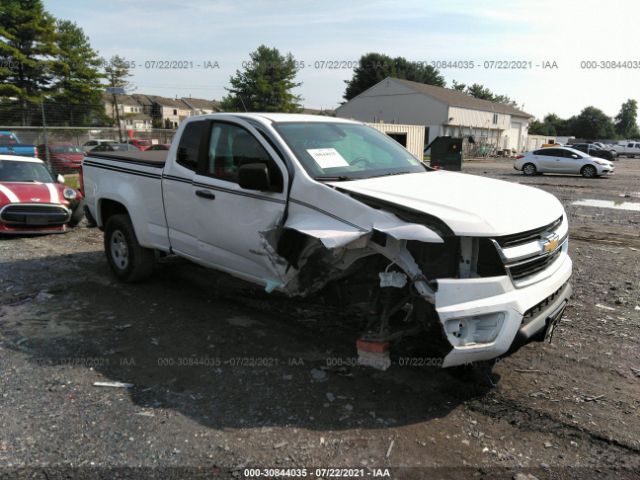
[434,250,572,367]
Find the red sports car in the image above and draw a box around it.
[0,154,84,234]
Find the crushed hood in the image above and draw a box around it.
[330,171,564,237]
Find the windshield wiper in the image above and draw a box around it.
[367,171,414,178]
[314,175,352,181]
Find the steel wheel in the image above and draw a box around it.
[110,229,129,270]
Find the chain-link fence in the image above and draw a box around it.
[0,99,177,162]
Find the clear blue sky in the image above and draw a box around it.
[44,0,640,119]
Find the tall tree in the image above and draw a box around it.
[51,20,104,126]
[103,54,134,90]
[0,0,57,125]
[451,79,466,91]
[614,99,640,139]
[571,106,615,139]
[344,53,445,100]
[465,83,494,100]
[103,55,134,131]
[221,45,302,112]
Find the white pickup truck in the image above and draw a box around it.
[82,113,572,368]
[613,141,640,157]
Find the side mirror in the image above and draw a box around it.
[57,174,65,183]
[571,154,579,159]
[238,163,271,191]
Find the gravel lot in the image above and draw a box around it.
[1,158,639,479]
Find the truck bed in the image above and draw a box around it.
[87,150,167,167]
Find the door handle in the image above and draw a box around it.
[195,189,216,200]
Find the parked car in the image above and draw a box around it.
[612,141,640,158]
[82,139,116,152]
[83,113,573,369]
[128,139,152,151]
[570,143,615,161]
[37,143,84,173]
[90,143,140,152]
[0,155,84,234]
[0,131,38,158]
[514,147,614,177]
[591,142,617,157]
[147,143,171,151]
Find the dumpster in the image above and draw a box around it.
[424,136,463,171]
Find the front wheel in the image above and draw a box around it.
[104,214,154,282]
[522,163,537,176]
[581,165,597,178]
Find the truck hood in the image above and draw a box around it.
[330,171,564,237]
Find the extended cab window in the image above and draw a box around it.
[205,123,283,191]
[176,121,206,170]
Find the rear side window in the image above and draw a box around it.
[176,121,206,170]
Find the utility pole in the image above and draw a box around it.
[107,87,126,142]
[41,100,50,165]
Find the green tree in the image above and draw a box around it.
[221,45,302,112]
[0,0,57,125]
[51,20,105,126]
[614,99,640,139]
[343,53,445,100]
[465,83,494,100]
[571,106,615,139]
[104,54,134,90]
[451,79,466,91]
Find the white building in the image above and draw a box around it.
[336,77,533,152]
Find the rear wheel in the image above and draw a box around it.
[104,214,154,282]
[522,163,537,176]
[581,165,597,178]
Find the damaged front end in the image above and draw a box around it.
[258,187,510,370]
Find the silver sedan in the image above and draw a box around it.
[514,147,614,178]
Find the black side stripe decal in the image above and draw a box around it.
[289,198,366,231]
[83,161,162,179]
[84,163,360,229]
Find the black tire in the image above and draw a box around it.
[104,214,154,282]
[68,200,85,227]
[522,163,537,176]
[581,165,597,178]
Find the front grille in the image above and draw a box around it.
[1,204,70,226]
[495,216,563,248]
[522,282,568,325]
[507,247,562,281]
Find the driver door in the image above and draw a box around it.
[192,119,290,285]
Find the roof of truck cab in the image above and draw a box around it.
[220,113,358,124]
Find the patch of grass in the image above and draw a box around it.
[63,173,80,190]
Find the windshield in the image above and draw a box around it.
[0,160,54,183]
[274,122,427,180]
[51,145,82,154]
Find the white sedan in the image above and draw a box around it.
[514,147,614,178]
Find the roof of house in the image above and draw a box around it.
[381,77,533,118]
[103,93,141,107]
[180,97,220,111]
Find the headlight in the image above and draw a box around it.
[63,188,77,200]
[594,160,608,166]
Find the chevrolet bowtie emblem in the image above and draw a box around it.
[542,234,559,253]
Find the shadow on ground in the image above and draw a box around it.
[0,250,495,432]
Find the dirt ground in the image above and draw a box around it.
[1,158,639,480]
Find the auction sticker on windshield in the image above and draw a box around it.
[307,148,349,169]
